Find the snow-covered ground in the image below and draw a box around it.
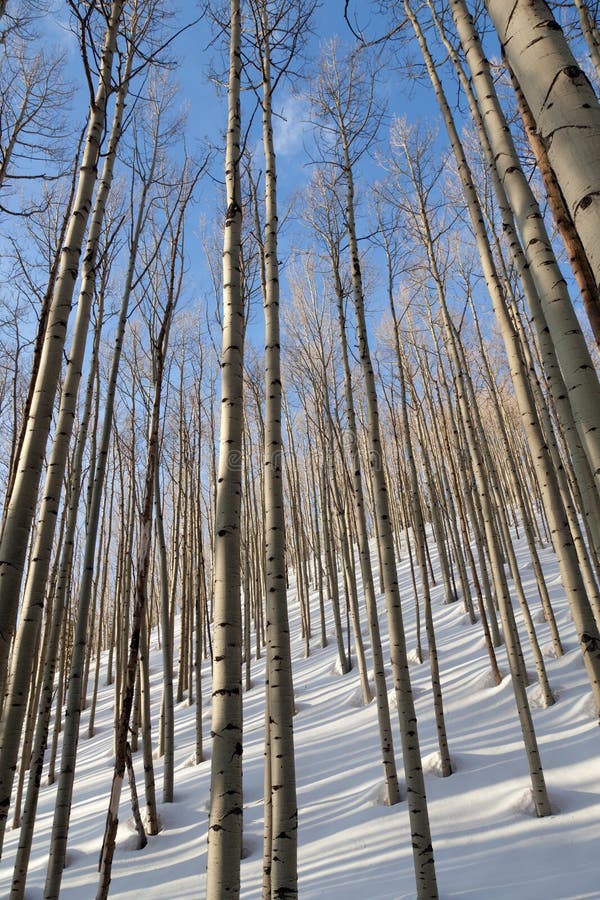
[2,530,599,898]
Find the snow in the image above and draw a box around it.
[2,532,599,898]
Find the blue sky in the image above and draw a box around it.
[32,2,491,357]
[170,4,441,346]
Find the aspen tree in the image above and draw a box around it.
[287,377,326,650]
[241,425,255,688]
[379,385,425,663]
[573,0,600,79]
[242,359,267,672]
[287,272,350,673]
[306,442,327,649]
[411,389,474,621]
[138,599,159,831]
[450,320,554,707]
[9,525,59,831]
[0,15,137,849]
[9,240,110,898]
[114,413,138,731]
[465,1,600,486]
[259,8,301,865]
[337,497,371,700]
[311,43,438,897]
[194,438,208,763]
[206,0,245,894]
[158,183,200,797]
[415,0,600,713]
[96,158,197,899]
[321,417,351,674]
[306,168,400,802]
[388,100,549,818]
[88,466,115,740]
[509,67,600,349]
[431,380,500,680]
[0,0,125,713]
[467,288,563,657]
[486,0,600,294]
[464,285,563,658]
[0,78,86,530]
[377,214,452,774]
[43,78,175,899]
[283,407,311,656]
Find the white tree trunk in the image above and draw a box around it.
[486,0,600,285]
[481,0,600,487]
[0,35,133,851]
[259,4,298,892]
[413,0,600,717]
[206,0,244,895]
[574,0,600,80]
[0,0,125,716]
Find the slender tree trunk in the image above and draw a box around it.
[477,0,600,486]
[0,0,125,718]
[206,2,245,895]
[574,0,600,79]
[397,348,452,776]
[10,292,105,897]
[97,238,179,897]
[320,458,349,674]
[0,35,133,848]
[43,101,161,895]
[326,225,400,801]
[154,466,175,797]
[259,15,299,885]
[0,129,83,545]
[319,46,438,890]
[425,0,600,712]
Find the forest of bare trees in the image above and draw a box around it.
[0,0,599,897]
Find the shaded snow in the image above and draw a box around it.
[1,530,599,898]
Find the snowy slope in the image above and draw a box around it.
[2,531,599,899]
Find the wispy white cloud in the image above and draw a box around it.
[273,93,312,159]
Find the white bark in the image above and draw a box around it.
[444,0,600,714]
[255,7,300,892]
[574,0,600,80]
[0,0,125,717]
[0,31,133,850]
[328,227,400,803]
[206,0,244,895]
[43,90,161,897]
[403,2,551,816]
[484,0,600,483]
[318,43,438,893]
